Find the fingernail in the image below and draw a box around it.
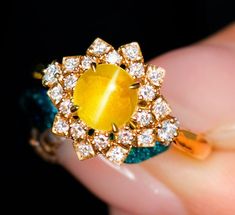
[206,123,235,150]
[58,143,186,215]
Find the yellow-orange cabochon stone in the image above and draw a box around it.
[73,64,138,131]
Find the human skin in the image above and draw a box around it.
[56,23,235,215]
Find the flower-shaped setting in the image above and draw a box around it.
[42,38,179,164]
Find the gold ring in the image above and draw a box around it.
[32,38,212,165]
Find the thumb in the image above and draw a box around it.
[57,23,235,215]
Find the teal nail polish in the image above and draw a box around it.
[124,143,169,164]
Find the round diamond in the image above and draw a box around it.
[42,63,61,87]
[139,84,156,101]
[93,134,109,150]
[158,119,179,143]
[106,50,122,64]
[70,122,86,139]
[129,63,145,78]
[136,110,153,126]
[89,38,111,55]
[147,66,165,86]
[107,146,128,164]
[43,72,57,86]
[93,42,109,54]
[59,99,72,117]
[78,143,94,157]
[75,141,95,160]
[47,84,63,104]
[64,74,78,90]
[81,56,93,70]
[137,129,155,147]
[53,116,69,135]
[122,43,141,61]
[152,97,171,120]
[64,57,79,71]
[118,129,134,145]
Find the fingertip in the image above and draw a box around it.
[57,143,186,215]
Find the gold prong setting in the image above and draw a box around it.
[129,82,140,89]
[70,105,79,113]
[90,62,97,72]
[112,123,119,133]
[43,38,179,164]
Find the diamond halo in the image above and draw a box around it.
[43,38,179,164]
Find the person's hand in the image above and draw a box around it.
[57,23,235,215]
